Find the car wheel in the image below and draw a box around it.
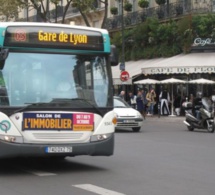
[132,127,141,132]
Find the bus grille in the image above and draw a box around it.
[33,133,83,140]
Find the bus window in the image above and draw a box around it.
[93,57,108,107]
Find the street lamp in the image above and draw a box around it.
[120,0,125,71]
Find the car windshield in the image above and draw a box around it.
[0,52,112,108]
[114,97,130,108]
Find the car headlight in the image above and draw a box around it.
[136,113,142,118]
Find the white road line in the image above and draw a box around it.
[73,184,126,195]
[20,168,57,176]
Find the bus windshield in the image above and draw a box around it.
[0,52,110,107]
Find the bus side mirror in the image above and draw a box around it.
[0,48,9,70]
[110,45,119,66]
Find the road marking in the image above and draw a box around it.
[73,184,126,195]
[20,168,57,176]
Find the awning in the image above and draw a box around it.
[141,53,215,75]
[111,59,162,85]
[111,52,215,84]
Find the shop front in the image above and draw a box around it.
[112,53,215,110]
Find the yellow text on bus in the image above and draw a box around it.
[38,30,88,45]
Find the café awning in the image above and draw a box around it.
[111,52,215,84]
[111,59,162,85]
[141,52,215,75]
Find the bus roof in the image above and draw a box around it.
[0,22,110,53]
[0,22,109,35]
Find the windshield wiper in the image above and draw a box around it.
[13,98,102,115]
[51,98,102,115]
[13,102,53,114]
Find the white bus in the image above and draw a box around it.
[0,22,118,159]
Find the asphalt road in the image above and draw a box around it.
[1,116,215,195]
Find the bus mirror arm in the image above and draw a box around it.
[0,48,9,70]
[110,45,119,66]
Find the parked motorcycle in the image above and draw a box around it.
[183,96,215,133]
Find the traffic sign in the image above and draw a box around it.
[120,71,130,82]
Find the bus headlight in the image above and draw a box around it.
[4,135,16,142]
[90,133,111,142]
[0,135,23,143]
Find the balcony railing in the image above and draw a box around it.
[16,1,102,22]
[105,1,212,31]
[16,1,212,25]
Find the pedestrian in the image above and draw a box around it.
[128,91,137,109]
[136,90,145,119]
[159,88,170,115]
[118,90,125,100]
[193,91,203,120]
[174,93,181,116]
[189,93,194,104]
[140,88,147,118]
[146,88,157,115]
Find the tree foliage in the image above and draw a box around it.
[13,0,108,28]
[72,0,109,28]
[0,0,23,21]
[112,14,215,61]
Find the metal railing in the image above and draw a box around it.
[16,0,213,25]
[105,1,212,30]
[16,2,102,22]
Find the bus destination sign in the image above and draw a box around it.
[4,26,104,51]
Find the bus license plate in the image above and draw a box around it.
[45,146,73,153]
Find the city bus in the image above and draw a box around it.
[0,22,118,159]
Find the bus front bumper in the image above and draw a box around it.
[0,133,114,159]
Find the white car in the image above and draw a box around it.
[114,96,143,132]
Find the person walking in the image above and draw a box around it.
[173,93,181,116]
[136,90,145,119]
[141,88,148,118]
[159,88,170,115]
[118,90,125,100]
[146,88,157,115]
[128,91,137,109]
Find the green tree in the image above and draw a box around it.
[16,0,73,23]
[0,0,23,21]
[192,14,215,38]
[72,0,109,28]
[177,15,193,53]
[18,0,109,27]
